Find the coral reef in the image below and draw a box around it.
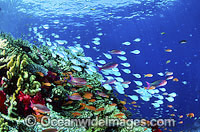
[0,32,149,132]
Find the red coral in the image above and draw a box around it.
[31,92,45,105]
[18,91,31,111]
[0,90,7,114]
[17,91,46,116]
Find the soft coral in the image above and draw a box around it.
[0,90,7,114]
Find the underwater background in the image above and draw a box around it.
[0,0,200,131]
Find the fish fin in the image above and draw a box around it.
[146,81,150,89]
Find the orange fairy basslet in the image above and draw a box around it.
[85,105,96,111]
[170,114,175,117]
[110,103,117,106]
[89,99,96,102]
[33,114,45,123]
[80,103,86,106]
[71,93,80,96]
[114,113,125,118]
[120,101,126,105]
[131,101,137,104]
[165,49,172,52]
[54,80,63,85]
[178,121,183,124]
[187,113,194,118]
[173,78,179,82]
[95,107,105,112]
[42,82,51,87]
[179,115,183,118]
[36,72,44,77]
[72,112,81,117]
[133,105,138,108]
[79,106,85,111]
[144,74,153,77]
[123,106,127,111]
[83,92,93,99]
[168,105,173,108]
[64,101,73,105]
[86,85,93,88]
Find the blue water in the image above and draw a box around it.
[0,0,200,131]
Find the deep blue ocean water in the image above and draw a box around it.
[0,0,200,131]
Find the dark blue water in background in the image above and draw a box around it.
[0,0,200,131]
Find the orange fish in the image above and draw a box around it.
[54,80,63,85]
[89,99,96,102]
[123,106,127,111]
[131,101,137,104]
[133,105,138,108]
[71,93,80,96]
[85,105,96,111]
[165,49,172,52]
[144,74,153,77]
[33,114,45,123]
[83,92,93,99]
[80,103,86,106]
[86,85,93,88]
[178,121,183,124]
[110,103,117,106]
[187,113,194,118]
[79,106,85,111]
[173,78,179,82]
[36,72,44,77]
[124,94,128,97]
[170,114,175,117]
[179,115,183,118]
[42,82,51,86]
[114,113,125,118]
[168,105,173,108]
[65,101,73,105]
[72,112,81,117]
[169,129,172,131]
[120,101,126,105]
[95,108,105,112]
[144,128,148,131]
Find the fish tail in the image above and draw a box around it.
[146,81,150,89]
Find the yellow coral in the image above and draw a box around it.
[20,58,28,70]
[7,55,15,69]
[16,54,21,68]
[17,75,23,88]
[6,71,12,80]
